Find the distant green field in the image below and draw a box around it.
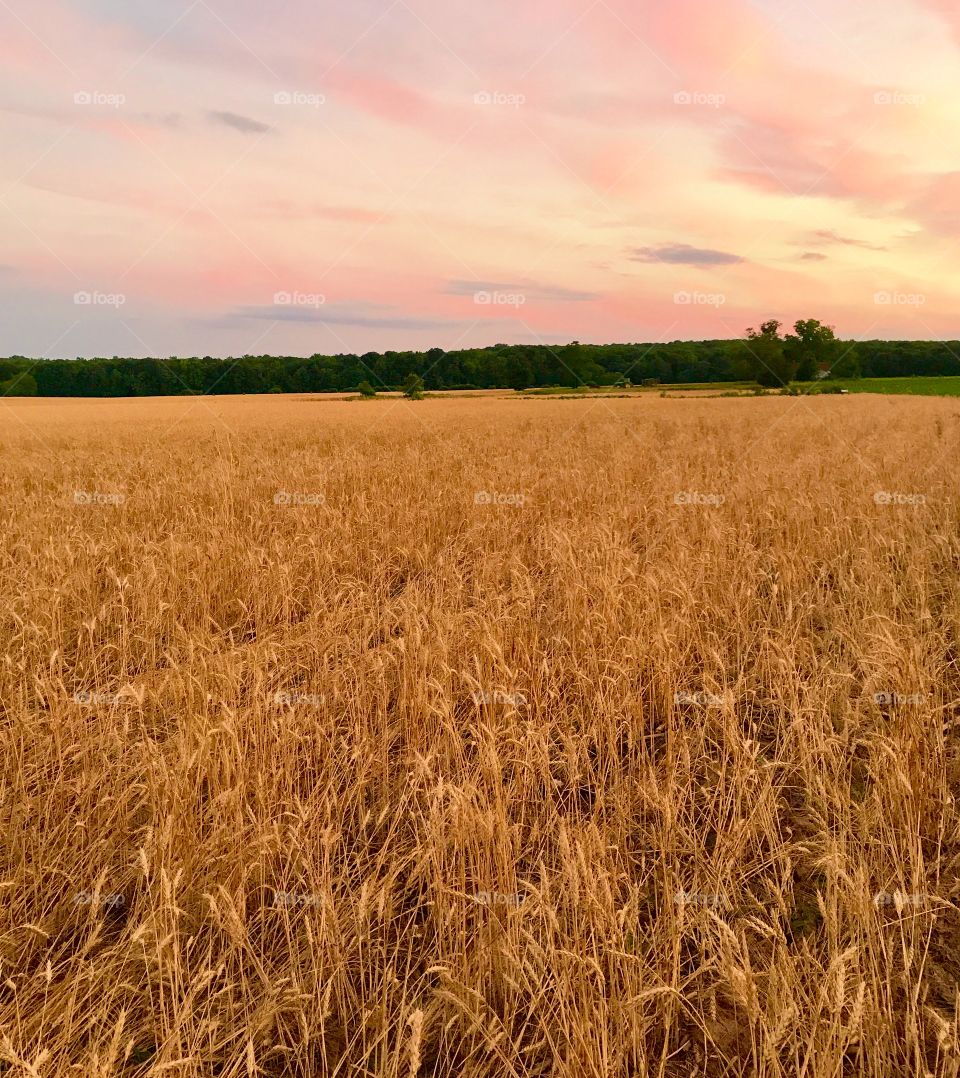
[524,376,960,398]
[818,376,960,396]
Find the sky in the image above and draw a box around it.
[2,0,959,358]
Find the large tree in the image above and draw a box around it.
[744,320,795,387]
[784,319,846,381]
[402,372,425,400]
[830,345,862,380]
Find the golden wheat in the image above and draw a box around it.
[1,392,959,1077]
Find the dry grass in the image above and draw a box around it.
[2,393,960,1077]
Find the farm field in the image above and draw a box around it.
[664,376,960,398]
[523,377,960,399]
[2,393,960,1076]
[825,376,960,397]
[667,376,960,397]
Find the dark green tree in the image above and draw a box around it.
[785,319,844,381]
[402,372,425,400]
[830,345,861,379]
[0,371,37,396]
[358,380,377,398]
[744,320,795,387]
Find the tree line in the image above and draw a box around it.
[0,321,957,396]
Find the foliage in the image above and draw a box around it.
[831,344,862,379]
[0,329,956,396]
[744,320,795,387]
[0,370,37,396]
[402,372,425,400]
[785,319,840,381]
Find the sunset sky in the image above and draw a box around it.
[2,0,959,357]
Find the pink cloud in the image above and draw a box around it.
[645,0,775,77]
[919,0,960,43]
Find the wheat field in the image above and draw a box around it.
[1,393,959,1077]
